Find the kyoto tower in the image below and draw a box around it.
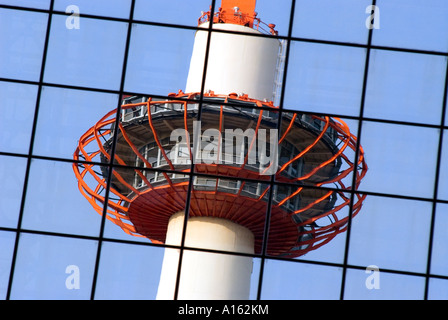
[73,0,367,300]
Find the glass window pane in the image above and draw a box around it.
[274,111,361,192]
[0,0,50,9]
[269,187,353,264]
[364,50,446,125]
[430,203,448,277]
[33,86,119,159]
[22,159,104,237]
[0,231,16,299]
[10,233,97,300]
[260,259,342,299]
[54,0,132,19]
[428,278,448,300]
[134,0,211,27]
[344,268,425,300]
[373,0,448,53]
[360,122,439,198]
[445,90,448,126]
[293,0,371,44]
[348,195,432,274]
[101,167,189,243]
[192,102,279,180]
[171,249,256,300]
[249,258,262,300]
[94,241,164,300]
[44,15,128,90]
[438,130,448,200]
[0,81,38,154]
[251,0,293,37]
[189,176,268,256]
[0,9,48,81]
[124,24,195,95]
[0,155,27,228]
[283,41,366,117]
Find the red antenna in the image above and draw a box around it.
[219,0,257,27]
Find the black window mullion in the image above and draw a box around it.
[173,0,218,301]
[423,51,448,300]
[88,0,136,301]
[5,0,55,301]
[339,0,377,301]
[256,0,297,301]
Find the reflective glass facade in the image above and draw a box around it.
[1,0,447,300]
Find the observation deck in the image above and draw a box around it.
[72,91,367,257]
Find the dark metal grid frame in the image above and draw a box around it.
[0,0,447,300]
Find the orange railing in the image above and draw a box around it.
[198,7,278,35]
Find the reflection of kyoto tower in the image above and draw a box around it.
[73,0,367,300]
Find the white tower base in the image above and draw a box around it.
[156,211,255,300]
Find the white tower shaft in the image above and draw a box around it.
[185,23,280,102]
[156,212,255,300]
[157,15,280,300]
